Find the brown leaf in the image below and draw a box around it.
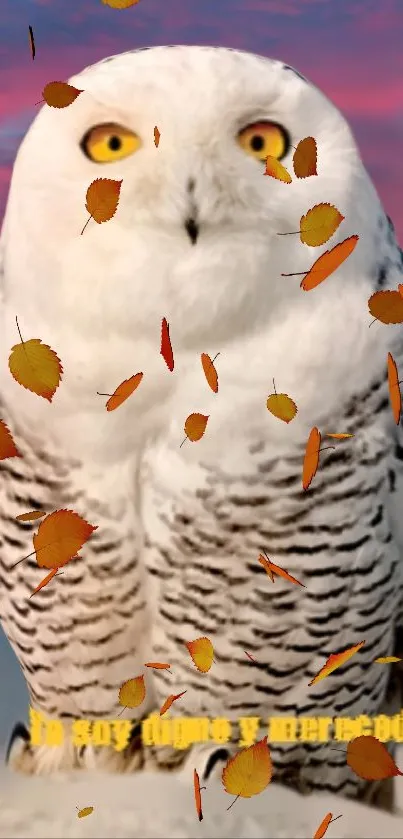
[182,413,209,444]
[33,509,97,569]
[154,126,160,147]
[309,641,365,686]
[160,690,187,716]
[258,553,305,587]
[42,82,83,108]
[16,511,46,522]
[387,352,401,425]
[0,420,21,461]
[368,290,403,324]
[201,353,219,393]
[302,426,321,490]
[160,317,174,371]
[398,284,403,298]
[144,662,171,671]
[245,651,258,662]
[264,156,292,184]
[293,137,317,178]
[81,178,122,234]
[98,373,143,412]
[28,25,35,60]
[282,236,359,291]
[347,735,403,781]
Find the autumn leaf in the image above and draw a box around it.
[266,379,297,423]
[0,420,21,461]
[258,552,305,587]
[245,651,258,662]
[308,641,365,687]
[368,290,403,324]
[97,373,143,412]
[282,236,359,291]
[387,352,401,424]
[185,637,214,672]
[28,25,35,60]
[201,352,219,393]
[101,0,141,6]
[32,509,97,569]
[181,413,209,446]
[313,813,342,839]
[194,769,205,821]
[374,656,402,664]
[144,662,171,671]
[42,82,83,108]
[16,511,46,522]
[222,737,272,809]
[398,284,403,298]
[154,126,160,147]
[160,690,187,716]
[30,567,64,598]
[264,156,292,184]
[9,321,63,402]
[326,433,353,439]
[160,317,174,372]
[293,137,317,179]
[302,426,321,490]
[299,203,344,247]
[347,735,403,781]
[76,807,94,819]
[81,178,122,235]
[118,676,146,712]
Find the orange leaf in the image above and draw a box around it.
[30,568,60,598]
[81,178,122,234]
[258,553,305,587]
[282,236,359,291]
[185,637,214,672]
[118,676,146,710]
[222,737,272,804]
[368,290,403,324]
[264,156,292,184]
[194,769,204,821]
[99,373,143,412]
[16,511,46,522]
[266,390,297,423]
[0,420,21,461]
[160,690,187,716]
[77,807,94,819]
[308,641,365,686]
[326,433,353,439]
[201,353,219,393]
[302,426,321,490]
[387,352,401,425]
[374,656,402,663]
[299,203,344,247]
[9,337,63,402]
[347,735,403,781]
[28,25,35,60]
[42,81,83,108]
[154,126,160,147]
[293,137,317,179]
[33,509,97,569]
[183,413,209,443]
[101,0,141,6]
[144,662,171,670]
[398,284,403,298]
[313,813,342,839]
[160,317,174,371]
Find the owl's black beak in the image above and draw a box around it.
[184,217,199,244]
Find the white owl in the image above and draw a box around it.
[1,45,403,809]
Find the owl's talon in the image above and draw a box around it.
[5,722,31,766]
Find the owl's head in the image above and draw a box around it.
[1,45,386,354]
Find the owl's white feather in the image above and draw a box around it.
[0,46,402,802]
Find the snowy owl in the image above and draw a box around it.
[1,45,403,809]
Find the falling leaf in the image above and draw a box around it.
[77,807,94,819]
[282,236,359,291]
[308,641,365,687]
[264,156,292,184]
[160,690,187,716]
[194,769,205,821]
[293,137,317,178]
[302,426,321,490]
[81,178,122,235]
[347,735,403,781]
[201,352,219,393]
[118,676,146,711]
[299,203,344,247]
[42,82,83,108]
[32,509,97,569]
[398,284,403,298]
[101,0,141,6]
[326,433,353,439]
[28,25,35,60]
[181,414,209,446]
[368,290,403,325]
[245,651,258,662]
[16,511,46,522]
[160,317,174,372]
[313,813,342,839]
[258,553,305,587]
[97,373,143,412]
[374,656,402,663]
[9,324,63,402]
[144,662,171,670]
[387,352,401,425]
[185,637,214,673]
[30,567,63,598]
[0,420,21,461]
[266,380,297,423]
[222,737,272,808]
[154,126,160,147]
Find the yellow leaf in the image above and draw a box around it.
[374,656,402,664]
[101,0,141,6]
[222,737,272,804]
[264,156,292,184]
[118,675,146,710]
[77,806,94,819]
[300,203,344,247]
[185,637,214,673]
[309,641,365,686]
[9,338,63,402]
[33,509,98,569]
[326,433,353,439]
[266,391,297,423]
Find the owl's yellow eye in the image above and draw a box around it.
[81,123,141,163]
[237,121,289,162]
